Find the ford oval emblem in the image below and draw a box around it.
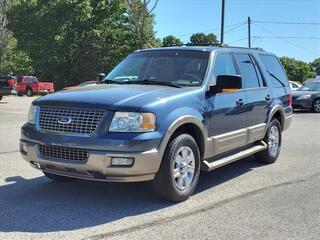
[57,116,72,124]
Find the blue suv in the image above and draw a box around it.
[20,46,293,202]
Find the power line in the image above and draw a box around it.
[253,36,320,40]
[253,23,319,56]
[253,20,320,25]
[173,21,246,38]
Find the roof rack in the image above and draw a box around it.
[162,44,264,51]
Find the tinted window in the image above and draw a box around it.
[213,53,237,77]
[259,54,289,88]
[235,54,260,88]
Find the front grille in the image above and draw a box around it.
[38,106,105,135]
[39,145,89,162]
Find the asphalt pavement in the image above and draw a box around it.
[0,96,319,240]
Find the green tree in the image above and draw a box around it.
[126,0,160,49]
[189,33,218,46]
[162,35,183,47]
[311,58,320,75]
[6,0,159,89]
[0,33,34,76]
[0,0,33,76]
[280,57,315,83]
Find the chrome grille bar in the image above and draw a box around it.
[38,106,105,135]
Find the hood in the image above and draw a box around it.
[292,90,316,97]
[33,84,200,111]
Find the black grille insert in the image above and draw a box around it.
[39,145,89,162]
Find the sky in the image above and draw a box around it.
[153,0,320,62]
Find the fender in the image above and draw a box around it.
[157,115,208,163]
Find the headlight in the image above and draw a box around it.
[297,95,311,100]
[109,112,156,132]
[27,105,38,124]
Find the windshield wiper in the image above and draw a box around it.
[101,79,124,84]
[125,79,182,88]
[267,71,285,87]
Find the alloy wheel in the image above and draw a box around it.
[172,146,196,191]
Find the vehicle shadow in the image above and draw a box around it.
[0,156,262,233]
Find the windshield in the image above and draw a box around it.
[105,50,210,86]
[297,82,320,91]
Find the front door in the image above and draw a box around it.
[206,53,247,154]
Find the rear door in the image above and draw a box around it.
[234,53,270,136]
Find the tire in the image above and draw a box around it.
[255,118,282,164]
[153,134,201,202]
[17,92,23,96]
[26,88,33,97]
[0,95,3,101]
[43,172,73,182]
[312,98,320,113]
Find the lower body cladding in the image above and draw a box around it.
[20,141,161,182]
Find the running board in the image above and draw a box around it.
[201,141,267,172]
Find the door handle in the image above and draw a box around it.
[236,98,244,106]
[265,95,271,101]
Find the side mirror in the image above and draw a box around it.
[96,73,105,84]
[210,75,242,94]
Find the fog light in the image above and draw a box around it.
[21,143,28,153]
[111,157,134,166]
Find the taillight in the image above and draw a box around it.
[288,93,292,106]
[8,79,14,87]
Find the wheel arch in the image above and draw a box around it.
[268,106,285,131]
[159,116,207,160]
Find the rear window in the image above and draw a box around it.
[259,54,289,88]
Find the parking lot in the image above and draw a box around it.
[0,95,319,240]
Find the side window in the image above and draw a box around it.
[259,54,289,88]
[31,77,38,83]
[213,53,237,77]
[235,54,260,88]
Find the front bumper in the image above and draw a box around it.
[20,124,166,182]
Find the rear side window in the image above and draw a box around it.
[213,53,237,77]
[17,77,23,82]
[259,55,289,88]
[234,54,260,88]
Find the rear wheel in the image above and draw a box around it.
[312,99,320,113]
[255,118,282,164]
[43,172,73,182]
[26,88,33,97]
[153,134,200,202]
[0,95,2,101]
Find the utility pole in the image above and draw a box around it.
[248,16,251,48]
[220,0,225,44]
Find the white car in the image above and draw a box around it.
[289,81,302,91]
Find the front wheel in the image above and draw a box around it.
[312,99,320,113]
[255,118,282,164]
[153,134,200,202]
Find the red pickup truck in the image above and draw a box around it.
[16,76,54,96]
